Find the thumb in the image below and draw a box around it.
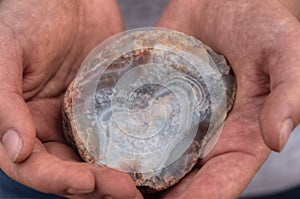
[260,45,300,152]
[0,36,35,163]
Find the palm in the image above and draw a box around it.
[158,36,300,199]
[142,67,270,199]
[0,1,142,198]
[154,1,300,198]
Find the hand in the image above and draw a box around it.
[156,0,300,198]
[0,1,142,198]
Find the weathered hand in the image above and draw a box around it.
[0,1,142,198]
[156,0,300,198]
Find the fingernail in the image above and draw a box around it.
[279,118,294,151]
[1,130,22,162]
[66,188,94,195]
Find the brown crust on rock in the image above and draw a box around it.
[62,81,97,164]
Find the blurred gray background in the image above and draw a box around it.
[117,0,169,29]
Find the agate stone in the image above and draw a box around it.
[62,28,236,192]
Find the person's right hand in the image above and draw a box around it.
[0,1,142,198]
[156,0,300,198]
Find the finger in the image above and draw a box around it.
[260,41,300,151]
[27,95,65,143]
[0,139,95,196]
[84,166,142,199]
[179,154,259,198]
[47,142,142,199]
[161,169,198,199]
[0,139,141,199]
[44,141,81,162]
[0,31,35,163]
[168,115,270,198]
[45,142,143,199]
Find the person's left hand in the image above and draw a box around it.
[153,0,300,198]
[0,1,142,198]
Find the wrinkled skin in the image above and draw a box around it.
[155,0,300,198]
[0,1,142,198]
[0,0,300,199]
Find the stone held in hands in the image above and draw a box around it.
[62,28,236,192]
